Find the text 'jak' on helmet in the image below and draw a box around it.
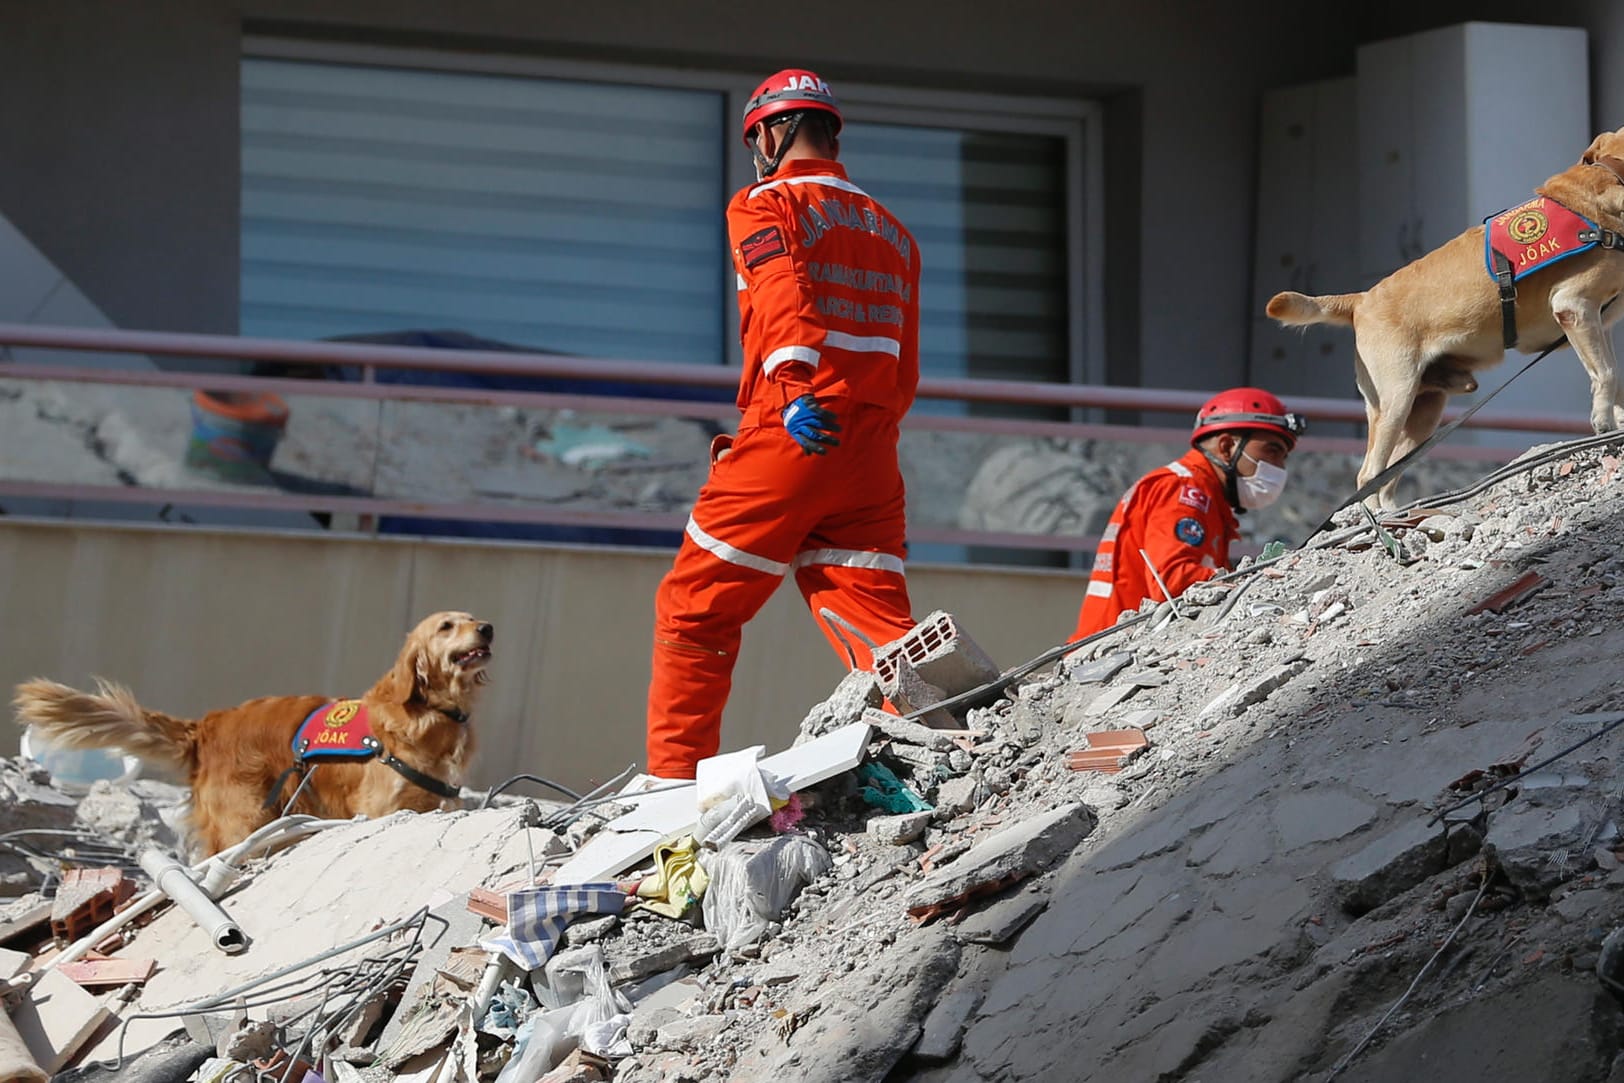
[742,69,843,143]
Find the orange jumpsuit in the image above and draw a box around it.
[646,158,922,779]
[1072,448,1239,640]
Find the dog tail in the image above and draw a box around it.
[13,678,198,776]
[1266,290,1360,327]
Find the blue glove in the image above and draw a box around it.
[781,394,841,456]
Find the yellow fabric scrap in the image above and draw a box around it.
[634,834,710,919]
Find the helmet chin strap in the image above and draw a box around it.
[1201,435,1250,514]
[751,112,805,180]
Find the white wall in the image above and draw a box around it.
[0,519,1087,792]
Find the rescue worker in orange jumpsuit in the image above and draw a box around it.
[646,69,922,779]
[1071,387,1304,641]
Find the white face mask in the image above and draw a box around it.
[1237,453,1288,510]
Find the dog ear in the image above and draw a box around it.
[1598,155,1624,184]
[377,644,423,706]
[1582,132,1610,165]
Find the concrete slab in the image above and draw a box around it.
[1272,789,1378,850]
[911,986,981,1063]
[85,807,533,1063]
[1332,817,1449,913]
[906,803,1095,911]
[10,967,110,1074]
[953,889,1050,946]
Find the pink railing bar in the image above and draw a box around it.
[0,321,1592,435]
[0,359,1522,461]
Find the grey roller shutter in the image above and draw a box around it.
[241,58,727,362]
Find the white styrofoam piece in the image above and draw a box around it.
[762,720,870,789]
[602,782,698,833]
[551,827,664,887]
[552,721,871,886]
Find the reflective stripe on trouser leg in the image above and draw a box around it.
[647,533,786,779]
[793,560,913,673]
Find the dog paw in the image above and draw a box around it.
[1592,408,1619,434]
[1612,403,1624,429]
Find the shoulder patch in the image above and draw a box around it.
[1174,517,1206,547]
[739,226,788,269]
[1177,485,1211,513]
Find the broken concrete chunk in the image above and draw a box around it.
[906,803,1095,912]
[910,986,982,1063]
[1331,818,1450,914]
[952,888,1050,946]
[1066,652,1132,685]
[1082,683,1139,718]
[607,935,720,986]
[652,1012,728,1053]
[869,811,933,846]
[882,741,952,774]
[861,708,959,752]
[1484,801,1589,896]
[933,776,982,816]
[797,669,884,742]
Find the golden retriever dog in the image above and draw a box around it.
[1268,125,1624,508]
[13,611,493,855]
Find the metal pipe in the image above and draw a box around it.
[138,849,247,954]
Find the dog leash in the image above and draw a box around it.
[1298,335,1569,544]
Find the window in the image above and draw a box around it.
[240,47,1098,387]
[241,58,727,361]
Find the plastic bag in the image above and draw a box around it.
[700,835,832,950]
[564,944,633,1057]
[493,1006,575,1083]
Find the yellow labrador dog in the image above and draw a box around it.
[1268,125,1624,507]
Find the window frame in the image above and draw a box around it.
[243,36,1104,386]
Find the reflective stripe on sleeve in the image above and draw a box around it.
[686,517,789,576]
[763,345,821,375]
[823,330,901,356]
[1167,460,1192,477]
[1101,522,1120,542]
[1085,580,1114,598]
[793,548,906,575]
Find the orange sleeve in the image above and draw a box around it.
[728,192,824,403]
[1135,476,1227,601]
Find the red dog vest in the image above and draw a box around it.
[292,699,380,760]
[1484,196,1599,282]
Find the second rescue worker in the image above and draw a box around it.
[644,69,923,779]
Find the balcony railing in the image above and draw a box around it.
[0,322,1585,555]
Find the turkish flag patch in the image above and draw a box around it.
[1178,485,1211,513]
[740,226,788,269]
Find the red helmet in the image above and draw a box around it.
[1191,387,1306,449]
[742,69,843,143]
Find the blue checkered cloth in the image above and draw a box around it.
[479,883,628,971]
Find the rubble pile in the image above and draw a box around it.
[8,435,1624,1081]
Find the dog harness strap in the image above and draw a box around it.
[1492,250,1518,350]
[381,754,462,799]
[264,765,304,810]
[1577,227,1624,251]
